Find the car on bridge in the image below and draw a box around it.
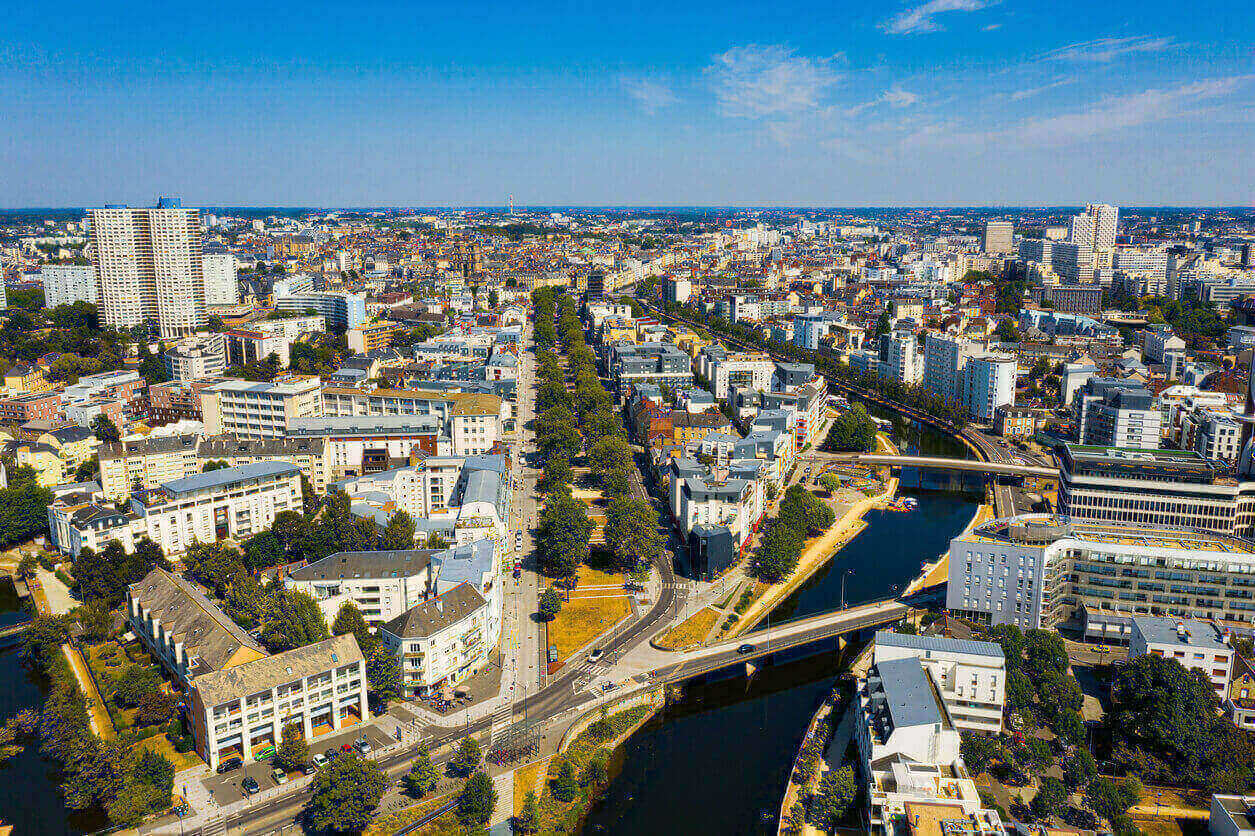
[736,643,755,654]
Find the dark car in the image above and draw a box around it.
[241,776,260,794]
[324,748,340,762]
[216,756,242,774]
[736,643,755,654]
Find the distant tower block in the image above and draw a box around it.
[508,194,514,215]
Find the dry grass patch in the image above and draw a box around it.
[132,733,202,771]
[546,566,632,663]
[655,607,720,649]
[513,757,550,814]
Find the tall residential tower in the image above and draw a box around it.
[88,197,206,338]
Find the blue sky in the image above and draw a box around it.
[2,0,1252,207]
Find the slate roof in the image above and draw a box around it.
[191,634,363,708]
[875,656,944,731]
[380,583,487,639]
[162,461,301,496]
[129,568,265,673]
[874,630,1004,660]
[288,549,436,582]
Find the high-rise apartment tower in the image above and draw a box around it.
[88,197,206,339]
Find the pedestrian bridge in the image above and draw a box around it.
[649,597,921,682]
[811,453,1056,480]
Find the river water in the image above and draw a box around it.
[580,416,979,835]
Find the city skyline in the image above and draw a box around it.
[3,0,1253,206]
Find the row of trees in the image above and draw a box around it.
[22,617,175,826]
[751,486,836,583]
[643,294,968,428]
[532,288,663,583]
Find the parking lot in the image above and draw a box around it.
[198,723,395,805]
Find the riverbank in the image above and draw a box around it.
[727,476,899,639]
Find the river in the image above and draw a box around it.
[0,579,105,834]
[579,417,979,835]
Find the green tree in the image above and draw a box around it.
[275,723,309,772]
[450,736,482,776]
[91,414,121,443]
[541,456,574,492]
[1084,777,1142,825]
[1062,749,1098,789]
[603,497,663,574]
[994,319,1021,343]
[402,747,438,797]
[305,754,387,834]
[960,733,998,776]
[817,473,841,494]
[551,759,580,802]
[332,602,376,651]
[581,749,610,787]
[807,765,856,830]
[1031,776,1067,820]
[381,510,416,551]
[261,589,331,652]
[457,771,498,828]
[826,403,877,452]
[538,588,563,622]
[365,644,402,706]
[111,665,163,708]
[515,790,540,833]
[753,521,803,583]
[133,691,178,727]
[0,475,54,548]
[537,490,592,578]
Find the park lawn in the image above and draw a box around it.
[513,757,550,815]
[654,607,719,649]
[132,733,203,772]
[546,567,631,664]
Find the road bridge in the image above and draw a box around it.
[807,453,1056,479]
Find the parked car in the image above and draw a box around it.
[302,762,318,776]
[271,768,289,785]
[216,757,242,774]
[241,777,260,794]
[311,752,328,769]
[355,737,372,754]
[340,743,355,753]
[324,748,340,762]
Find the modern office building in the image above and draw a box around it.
[38,264,98,308]
[1057,443,1255,538]
[88,198,207,338]
[948,512,1255,639]
[982,221,1014,255]
[202,247,239,306]
[1041,284,1103,316]
[189,634,368,771]
[200,376,323,439]
[273,290,366,330]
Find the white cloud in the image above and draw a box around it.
[706,44,841,118]
[620,76,678,114]
[982,23,1002,31]
[1010,76,1249,146]
[1040,36,1175,63]
[1007,78,1073,101]
[882,0,995,35]
[881,86,920,107]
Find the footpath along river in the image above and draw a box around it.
[580,414,980,835]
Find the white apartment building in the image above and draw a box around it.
[273,290,367,330]
[1211,795,1255,836]
[982,221,1014,255]
[872,631,1005,734]
[51,461,304,557]
[190,634,368,771]
[948,512,1255,639]
[164,334,227,381]
[99,434,201,501]
[1051,240,1094,284]
[200,376,323,439]
[1129,616,1233,698]
[710,353,776,400]
[855,648,1003,835]
[202,248,239,306]
[286,549,438,624]
[39,264,98,308]
[247,315,326,342]
[923,333,976,408]
[882,331,925,385]
[1078,388,1161,449]
[959,354,1016,423]
[89,198,207,338]
[378,582,496,697]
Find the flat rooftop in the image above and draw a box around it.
[964,514,1255,555]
